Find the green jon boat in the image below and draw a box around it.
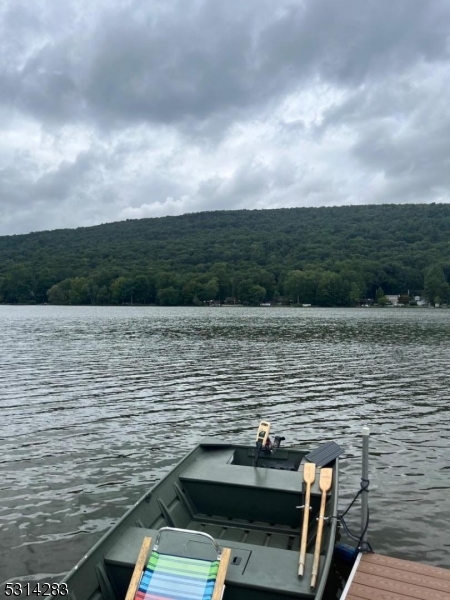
[62,427,339,600]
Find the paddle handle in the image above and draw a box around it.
[298,483,311,576]
[310,491,327,589]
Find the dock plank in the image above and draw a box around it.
[342,553,450,600]
[353,571,450,600]
[358,559,450,594]
[349,581,424,600]
[363,553,450,581]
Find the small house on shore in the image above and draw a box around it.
[386,294,400,305]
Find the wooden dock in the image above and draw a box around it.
[341,552,450,600]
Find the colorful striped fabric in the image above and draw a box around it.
[135,550,220,600]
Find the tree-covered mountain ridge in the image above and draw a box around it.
[1,204,450,306]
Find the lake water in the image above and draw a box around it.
[1,306,450,595]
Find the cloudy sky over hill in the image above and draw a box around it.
[1,0,450,235]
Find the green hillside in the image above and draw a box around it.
[1,204,450,306]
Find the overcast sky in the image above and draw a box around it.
[1,0,450,235]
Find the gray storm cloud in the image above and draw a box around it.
[0,0,449,234]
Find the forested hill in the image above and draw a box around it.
[1,204,450,306]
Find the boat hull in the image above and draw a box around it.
[61,439,339,600]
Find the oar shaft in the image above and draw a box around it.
[298,484,311,576]
[310,491,327,588]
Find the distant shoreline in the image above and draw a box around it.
[0,303,447,309]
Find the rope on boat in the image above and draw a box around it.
[333,476,374,554]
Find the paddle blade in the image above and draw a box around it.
[303,462,316,485]
[319,468,333,493]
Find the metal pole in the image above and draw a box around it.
[361,426,370,546]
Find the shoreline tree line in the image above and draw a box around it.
[1,204,449,307]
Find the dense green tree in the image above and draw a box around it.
[284,270,304,304]
[424,265,450,305]
[0,265,34,303]
[69,277,90,304]
[110,277,133,304]
[316,272,348,307]
[284,270,318,304]
[155,272,177,290]
[47,279,71,304]
[204,277,219,300]
[182,278,204,305]
[255,269,276,300]
[376,287,385,302]
[348,282,361,305]
[132,275,154,304]
[237,282,266,305]
[209,262,233,301]
[96,286,112,305]
[35,269,58,303]
[1,204,450,306]
[157,286,182,305]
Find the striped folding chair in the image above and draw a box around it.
[125,528,231,600]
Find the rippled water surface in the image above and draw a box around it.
[1,306,450,592]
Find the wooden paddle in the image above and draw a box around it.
[310,468,333,589]
[125,536,152,600]
[211,547,231,600]
[298,462,316,577]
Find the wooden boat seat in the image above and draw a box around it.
[106,526,322,599]
[124,527,230,600]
